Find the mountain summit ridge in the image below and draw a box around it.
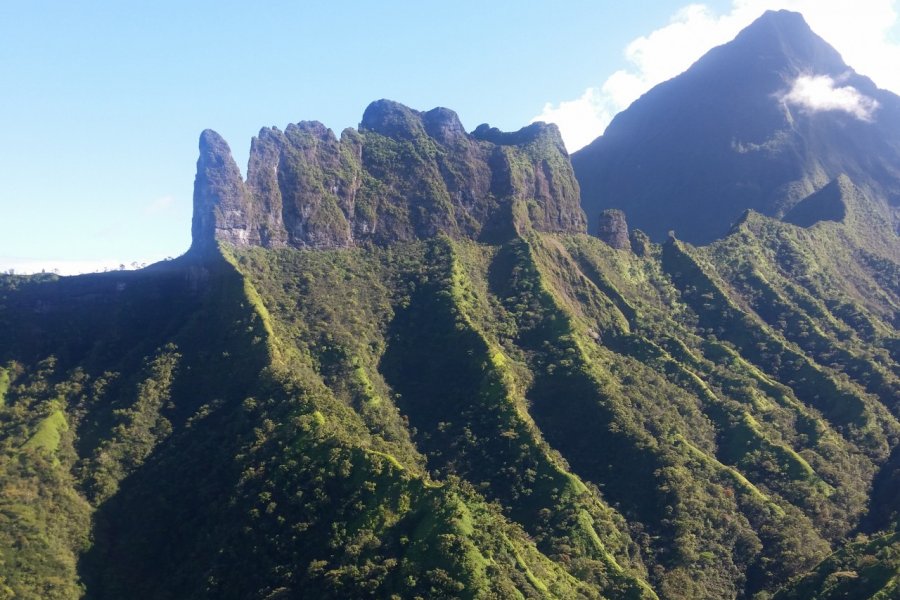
[190,100,586,254]
[574,9,900,245]
[2,10,900,600]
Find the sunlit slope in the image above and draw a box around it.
[0,255,645,599]
[225,208,897,598]
[0,205,896,599]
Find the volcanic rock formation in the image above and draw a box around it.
[191,100,586,253]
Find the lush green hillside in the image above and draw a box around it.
[2,31,899,592]
[773,531,900,599]
[1,198,896,598]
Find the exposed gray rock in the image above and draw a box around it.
[597,209,630,250]
[190,101,587,253]
[190,130,255,254]
[422,107,467,145]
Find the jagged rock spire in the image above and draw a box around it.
[597,209,630,250]
[190,129,254,253]
[190,100,587,254]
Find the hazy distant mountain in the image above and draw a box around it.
[574,9,900,244]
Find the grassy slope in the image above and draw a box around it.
[773,531,900,600]
[228,208,898,599]
[232,239,654,598]
[0,208,896,599]
[0,253,601,599]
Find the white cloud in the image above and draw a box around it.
[780,74,879,120]
[534,88,612,152]
[535,0,900,151]
[144,194,176,215]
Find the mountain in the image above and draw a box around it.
[573,9,900,245]
[191,100,584,254]
[1,16,900,600]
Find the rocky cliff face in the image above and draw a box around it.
[190,100,586,253]
[596,209,629,249]
[191,130,254,253]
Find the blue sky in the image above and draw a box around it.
[2,0,897,273]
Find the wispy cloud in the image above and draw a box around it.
[144,194,176,215]
[535,0,900,151]
[780,74,879,120]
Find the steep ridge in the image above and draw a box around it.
[192,100,585,253]
[772,530,900,599]
[573,10,900,244]
[1,86,899,599]
[1,254,611,599]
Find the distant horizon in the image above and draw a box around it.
[3,0,899,274]
[1,256,172,277]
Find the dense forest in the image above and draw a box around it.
[1,9,898,599]
[1,202,897,598]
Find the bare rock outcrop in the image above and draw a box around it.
[190,100,587,252]
[597,209,630,250]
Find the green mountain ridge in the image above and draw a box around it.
[1,193,897,597]
[2,11,899,599]
[191,99,584,254]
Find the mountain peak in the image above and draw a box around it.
[198,128,231,157]
[755,9,810,30]
[736,9,814,45]
[359,100,469,145]
[359,99,426,139]
[721,8,846,74]
[574,10,900,245]
[472,121,567,153]
[422,106,467,144]
[191,129,251,254]
[190,101,586,253]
